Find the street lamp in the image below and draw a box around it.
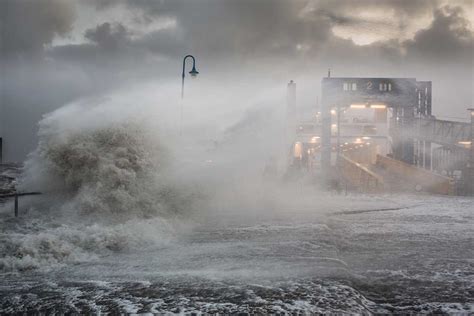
[181,54,199,99]
[180,55,199,135]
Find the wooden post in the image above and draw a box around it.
[14,194,18,217]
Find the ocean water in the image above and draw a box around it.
[1,187,472,313]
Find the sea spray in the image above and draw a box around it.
[0,100,198,272]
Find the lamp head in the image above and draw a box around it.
[189,66,199,77]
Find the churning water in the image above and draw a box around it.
[1,96,473,313]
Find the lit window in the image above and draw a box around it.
[379,83,390,91]
[343,83,348,91]
[352,83,357,91]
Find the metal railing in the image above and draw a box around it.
[338,155,384,193]
[0,192,42,217]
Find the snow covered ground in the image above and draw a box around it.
[1,188,472,314]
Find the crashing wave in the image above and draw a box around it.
[0,101,197,272]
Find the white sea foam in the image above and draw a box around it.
[1,97,198,272]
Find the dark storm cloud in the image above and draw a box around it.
[84,0,332,59]
[404,6,473,60]
[76,0,472,63]
[1,0,473,162]
[84,22,130,50]
[0,0,75,57]
[2,0,472,64]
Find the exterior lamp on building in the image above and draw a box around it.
[350,103,387,109]
[370,104,387,109]
[350,104,367,109]
[294,142,303,159]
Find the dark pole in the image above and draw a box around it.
[14,194,18,217]
[336,104,341,161]
[180,55,198,135]
[468,108,474,195]
[321,79,332,183]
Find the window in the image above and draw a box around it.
[379,82,392,92]
[344,82,357,91]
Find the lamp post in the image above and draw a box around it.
[180,55,199,134]
[181,55,199,99]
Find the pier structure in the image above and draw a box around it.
[287,77,473,195]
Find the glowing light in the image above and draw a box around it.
[294,142,303,158]
[458,141,472,145]
[331,109,337,115]
[310,136,320,143]
[350,104,367,109]
[354,138,363,144]
[362,136,371,140]
[370,104,386,109]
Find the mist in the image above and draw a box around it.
[1,0,473,313]
[1,0,473,161]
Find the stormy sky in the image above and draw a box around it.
[1,0,473,161]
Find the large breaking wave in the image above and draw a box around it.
[0,99,196,271]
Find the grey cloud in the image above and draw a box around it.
[85,22,130,50]
[83,0,332,59]
[0,0,75,57]
[79,0,472,62]
[404,5,474,60]
[1,0,473,162]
